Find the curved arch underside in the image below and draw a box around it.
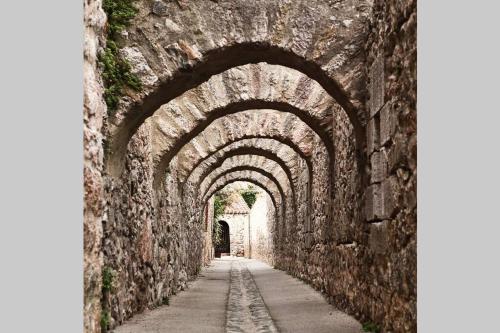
[203,168,285,207]
[145,63,345,185]
[202,178,278,218]
[174,109,319,183]
[108,53,365,177]
[183,137,311,187]
[194,147,296,195]
[203,172,283,214]
[199,157,292,204]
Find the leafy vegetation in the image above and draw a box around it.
[239,185,258,208]
[102,267,114,292]
[213,191,229,220]
[362,321,381,333]
[100,310,110,332]
[99,0,142,113]
[101,267,115,332]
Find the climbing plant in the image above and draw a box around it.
[212,191,229,245]
[99,0,142,113]
[240,185,258,208]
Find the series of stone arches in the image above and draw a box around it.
[85,1,417,332]
[102,22,362,333]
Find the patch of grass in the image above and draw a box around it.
[362,321,381,333]
[99,0,142,113]
[162,296,170,306]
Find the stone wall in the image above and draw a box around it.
[270,1,417,332]
[220,213,249,257]
[102,120,207,330]
[83,0,106,332]
[249,192,274,264]
[362,0,417,330]
[202,197,215,263]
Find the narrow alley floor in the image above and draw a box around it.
[112,258,362,333]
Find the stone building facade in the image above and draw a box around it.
[216,186,274,260]
[83,0,417,332]
[218,190,251,257]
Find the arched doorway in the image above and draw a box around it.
[215,221,230,257]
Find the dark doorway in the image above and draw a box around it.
[215,220,230,257]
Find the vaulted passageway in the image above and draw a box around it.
[84,1,416,332]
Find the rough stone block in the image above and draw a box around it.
[371,150,387,184]
[152,0,168,16]
[305,233,313,248]
[366,176,397,221]
[380,102,396,146]
[387,133,406,173]
[304,214,311,233]
[365,184,381,221]
[380,176,397,219]
[367,117,379,156]
[370,54,385,117]
[369,220,389,254]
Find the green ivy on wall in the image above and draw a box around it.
[99,0,142,113]
[240,185,258,208]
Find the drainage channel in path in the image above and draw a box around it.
[226,259,279,333]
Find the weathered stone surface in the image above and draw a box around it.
[367,117,379,156]
[380,101,397,146]
[369,54,385,117]
[84,1,106,332]
[151,0,168,16]
[119,47,158,86]
[365,184,381,222]
[370,150,387,184]
[363,1,417,330]
[369,221,389,254]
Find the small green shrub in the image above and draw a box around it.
[162,296,170,306]
[240,185,258,208]
[102,267,114,292]
[212,219,222,246]
[362,321,381,333]
[213,191,229,220]
[102,0,137,37]
[100,310,110,332]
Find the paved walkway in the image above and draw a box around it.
[112,258,362,333]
